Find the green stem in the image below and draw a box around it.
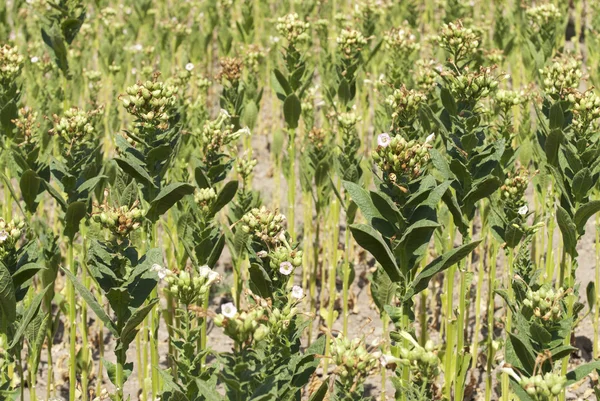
[595,212,600,359]
[485,241,498,401]
[288,127,296,239]
[342,218,351,336]
[323,195,340,374]
[68,239,77,401]
[501,247,515,401]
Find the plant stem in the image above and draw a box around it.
[501,247,515,401]
[323,194,340,374]
[485,241,498,401]
[341,216,351,336]
[68,239,77,401]
[288,127,296,239]
[595,212,600,359]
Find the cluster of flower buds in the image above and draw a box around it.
[485,49,505,66]
[520,372,567,400]
[523,286,567,323]
[236,157,258,185]
[241,207,286,246]
[169,65,193,89]
[164,266,220,306]
[266,303,299,338]
[566,89,600,134]
[48,107,103,152]
[12,107,39,146]
[436,21,480,62]
[383,332,440,382]
[500,169,529,209]
[214,303,269,345]
[306,127,330,152]
[198,111,245,161]
[336,28,368,59]
[242,45,264,75]
[445,66,500,103]
[121,75,177,128]
[159,17,192,37]
[217,57,243,84]
[337,110,361,133]
[384,25,419,55]
[526,3,562,33]
[331,336,381,389]
[0,217,24,259]
[415,59,440,93]
[0,44,24,84]
[372,134,432,182]
[276,13,310,44]
[386,86,427,125]
[92,201,145,237]
[353,0,385,21]
[495,89,528,112]
[540,55,582,96]
[194,187,217,214]
[84,69,103,94]
[268,246,303,275]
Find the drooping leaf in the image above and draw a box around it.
[147,183,195,221]
[349,224,402,282]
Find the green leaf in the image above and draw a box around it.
[343,181,395,237]
[544,129,562,166]
[11,263,45,289]
[556,206,577,257]
[586,281,596,311]
[370,266,396,314]
[506,333,535,375]
[271,69,292,97]
[115,156,155,188]
[104,358,133,387]
[440,88,457,116]
[574,200,600,235]
[241,100,258,129]
[283,94,301,129]
[404,240,481,300]
[63,201,87,240]
[510,379,535,401]
[119,299,158,350]
[572,168,592,203]
[248,262,273,299]
[20,169,42,213]
[463,176,502,207]
[549,102,564,131]
[308,380,329,401]
[210,181,238,215]
[349,224,402,282]
[61,266,117,336]
[529,322,551,344]
[565,361,600,385]
[338,78,351,105]
[147,183,195,222]
[9,284,51,349]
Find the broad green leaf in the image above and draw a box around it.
[0,262,16,323]
[544,129,562,166]
[210,180,238,216]
[248,262,273,299]
[283,94,301,129]
[147,183,195,221]
[61,266,117,336]
[343,181,395,237]
[548,102,564,131]
[104,358,134,387]
[586,281,596,311]
[63,201,87,240]
[9,284,51,348]
[556,206,577,257]
[566,361,600,385]
[440,88,457,116]
[20,169,42,213]
[119,299,158,350]
[571,168,592,203]
[349,224,402,282]
[11,263,45,289]
[574,200,600,235]
[115,156,155,187]
[404,240,481,300]
[370,266,396,314]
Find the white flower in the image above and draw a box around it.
[30,56,39,63]
[199,265,211,278]
[207,271,220,284]
[220,109,231,118]
[0,231,8,243]
[279,261,294,275]
[133,43,143,52]
[425,132,435,143]
[499,361,521,383]
[131,68,137,76]
[291,285,304,299]
[221,302,237,318]
[518,205,528,215]
[185,63,194,71]
[380,353,401,368]
[377,133,391,147]
[257,250,268,258]
[151,263,168,280]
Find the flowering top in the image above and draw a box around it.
[519,372,567,400]
[214,304,269,345]
[276,13,310,45]
[268,246,302,276]
[217,57,243,84]
[337,110,361,132]
[241,206,286,246]
[523,286,567,325]
[121,75,177,128]
[526,3,562,33]
[331,336,380,390]
[444,66,500,103]
[383,331,439,383]
[386,86,427,126]
[495,89,528,112]
[92,201,145,238]
[383,25,419,54]
[164,266,220,306]
[336,28,368,59]
[0,44,24,84]
[436,21,480,63]
[48,107,103,155]
[414,59,440,93]
[198,111,245,163]
[540,55,582,96]
[12,107,40,147]
[194,187,217,215]
[236,157,258,186]
[372,135,431,183]
[0,217,24,260]
[500,169,529,209]
[567,89,600,136]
